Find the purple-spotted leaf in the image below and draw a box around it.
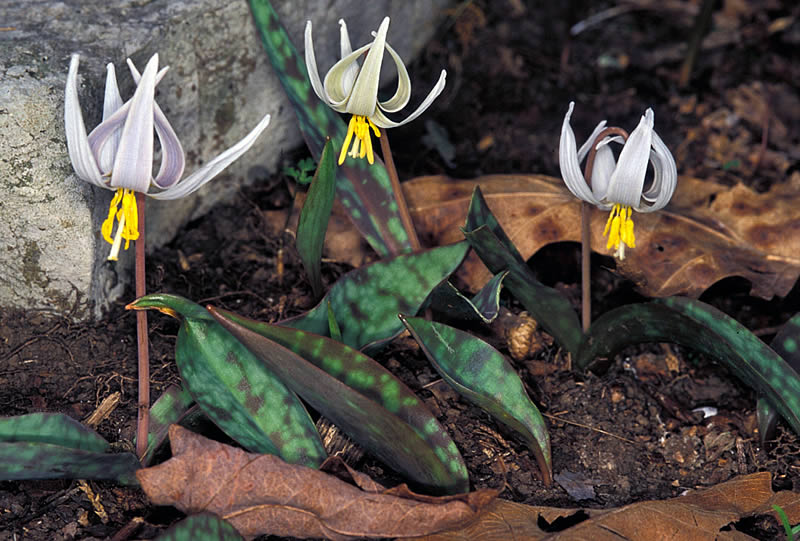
[577,298,800,438]
[209,306,470,495]
[424,272,507,324]
[0,413,138,483]
[400,316,552,486]
[155,513,244,541]
[757,312,800,443]
[249,0,413,257]
[462,187,582,355]
[283,242,470,352]
[128,294,327,469]
[296,138,336,301]
[0,412,108,452]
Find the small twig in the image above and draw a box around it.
[109,517,144,541]
[135,192,149,461]
[83,391,121,428]
[542,412,638,444]
[379,130,421,251]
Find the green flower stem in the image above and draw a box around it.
[379,129,420,250]
[135,191,149,461]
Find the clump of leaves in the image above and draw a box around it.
[283,156,317,185]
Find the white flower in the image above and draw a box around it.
[559,101,677,259]
[305,16,447,165]
[65,53,271,260]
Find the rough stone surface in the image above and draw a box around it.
[1,0,450,319]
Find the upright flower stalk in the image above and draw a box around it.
[65,53,271,458]
[558,102,677,328]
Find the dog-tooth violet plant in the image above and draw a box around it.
[558,101,677,329]
[305,16,447,166]
[64,53,271,457]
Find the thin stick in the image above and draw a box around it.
[542,412,637,445]
[579,126,629,331]
[379,130,421,250]
[134,192,149,460]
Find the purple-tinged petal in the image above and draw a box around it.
[152,113,271,200]
[110,54,158,192]
[126,58,185,188]
[98,63,124,173]
[64,54,106,188]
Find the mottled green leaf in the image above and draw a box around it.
[248,0,412,256]
[297,138,336,300]
[284,242,470,352]
[0,442,139,484]
[156,514,244,541]
[576,298,800,438]
[209,306,470,495]
[425,272,507,324]
[758,312,800,443]
[400,316,552,486]
[462,186,582,355]
[0,412,108,452]
[129,294,326,468]
[140,386,197,465]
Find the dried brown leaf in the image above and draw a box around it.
[136,426,497,541]
[403,174,800,299]
[420,472,792,541]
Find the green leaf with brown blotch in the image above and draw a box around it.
[462,186,582,355]
[128,294,326,468]
[296,138,336,301]
[400,316,552,486]
[248,0,413,257]
[283,242,470,352]
[209,306,470,494]
[424,271,507,324]
[155,513,244,541]
[576,297,800,438]
[0,442,140,484]
[756,312,800,443]
[140,385,197,465]
[0,412,108,452]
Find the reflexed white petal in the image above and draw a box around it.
[323,42,371,110]
[343,16,389,116]
[371,69,446,128]
[305,21,331,106]
[125,58,185,189]
[338,19,359,92]
[88,100,129,175]
[153,113,271,200]
[604,109,653,208]
[110,54,158,192]
[639,128,677,211]
[99,63,124,173]
[558,102,602,206]
[377,40,411,113]
[590,141,616,201]
[64,54,106,188]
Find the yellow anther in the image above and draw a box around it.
[101,188,140,261]
[339,115,381,165]
[603,203,635,260]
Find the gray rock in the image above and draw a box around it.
[0,0,451,319]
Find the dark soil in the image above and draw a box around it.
[2,1,800,539]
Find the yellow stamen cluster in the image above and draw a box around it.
[339,115,381,165]
[101,188,139,261]
[603,203,635,260]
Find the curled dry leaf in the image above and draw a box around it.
[418,472,800,541]
[403,174,800,300]
[137,426,497,541]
